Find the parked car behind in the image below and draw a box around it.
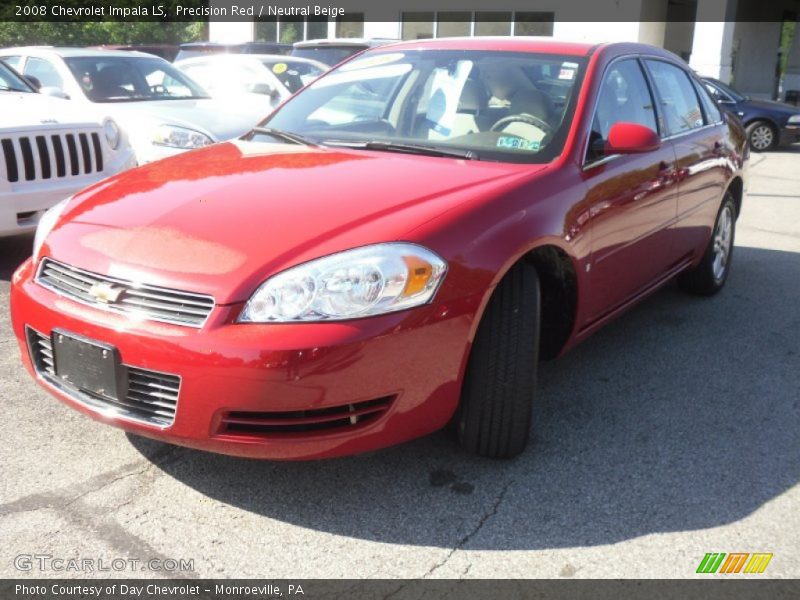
[291,38,398,66]
[702,77,800,151]
[175,42,292,62]
[0,60,134,237]
[175,55,326,109]
[0,48,273,164]
[11,39,747,460]
[88,45,180,62]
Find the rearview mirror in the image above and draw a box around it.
[249,82,277,98]
[605,122,660,154]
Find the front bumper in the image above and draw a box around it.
[11,258,481,460]
[780,124,800,146]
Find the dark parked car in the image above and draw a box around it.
[291,38,398,66]
[702,77,800,151]
[175,42,292,62]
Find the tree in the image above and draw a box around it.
[0,21,206,47]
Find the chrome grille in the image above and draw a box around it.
[36,259,215,328]
[1,131,103,183]
[26,327,179,427]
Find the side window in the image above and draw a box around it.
[692,78,721,124]
[587,58,657,162]
[645,60,705,136]
[2,56,22,70]
[23,57,63,89]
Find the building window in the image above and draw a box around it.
[279,16,304,43]
[437,12,471,38]
[307,16,328,40]
[514,12,555,36]
[336,13,364,38]
[401,12,434,40]
[475,12,512,36]
[254,17,277,42]
[401,11,553,40]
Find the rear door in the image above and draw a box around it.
[644,59,729,261]
[581,57,679,321]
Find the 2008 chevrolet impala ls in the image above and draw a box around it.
[11,39,747,460]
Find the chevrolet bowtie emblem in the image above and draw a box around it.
[88,282,124,303]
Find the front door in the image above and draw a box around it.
[581,57,679,322]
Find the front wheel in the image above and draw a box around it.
[457,261,540,459]
[746,120,778,152]
[678,194,736,296]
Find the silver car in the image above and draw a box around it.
[0,47,274,164]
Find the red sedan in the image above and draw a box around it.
[10,39,747,460]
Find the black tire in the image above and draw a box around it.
[678,194,737,296]
[746,120,778,152]
[457,261,540,458]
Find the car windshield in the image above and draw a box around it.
[64,55,209,102]
[706,78,746,102]
[259,49,586,164]
[291,46,364,67]
[178,59,284,97]
[261,59,325,93]
[0,60,35,92]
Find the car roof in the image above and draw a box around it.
[376,37,597,56]
[175,54,327,69]
[0,46,163,59]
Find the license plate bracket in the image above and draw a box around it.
[52,329,126,400]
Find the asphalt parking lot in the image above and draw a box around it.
[1,149,798,580]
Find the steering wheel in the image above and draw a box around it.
[491,113,553,135]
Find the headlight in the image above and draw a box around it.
[238,243,447,323]
[103,119,120,149]
[33,197,71,263]
[152,124,213,149]
[788,114,800,124]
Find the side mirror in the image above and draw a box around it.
[605,122,660,154]
[39,86,70,100]
[25,75,42,90]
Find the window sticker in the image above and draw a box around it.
[339,53,405,72]
[425,61,473,136]
[272,63,288,74]
[558,67,576,81]
[496,136,541,151]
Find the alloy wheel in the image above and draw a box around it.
[750,125,774,151]
[712,205,733,281]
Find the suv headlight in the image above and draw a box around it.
[238,243,447,323]
[33,197,71,262]
[152,124,213,149]
[788,114,800,124]
[103,119,121,149]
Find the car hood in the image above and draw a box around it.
[742,97,800,116]
[45,140,539,304]
[0,92,102,130]
[102,96,272,141]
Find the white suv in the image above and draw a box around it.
[0,60,134,237]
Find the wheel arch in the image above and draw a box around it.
[477,241,580,361]
[726,175,744,219]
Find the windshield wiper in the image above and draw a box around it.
[0,85,33,93]
[325,140,478,160]
[249,126,318,146]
